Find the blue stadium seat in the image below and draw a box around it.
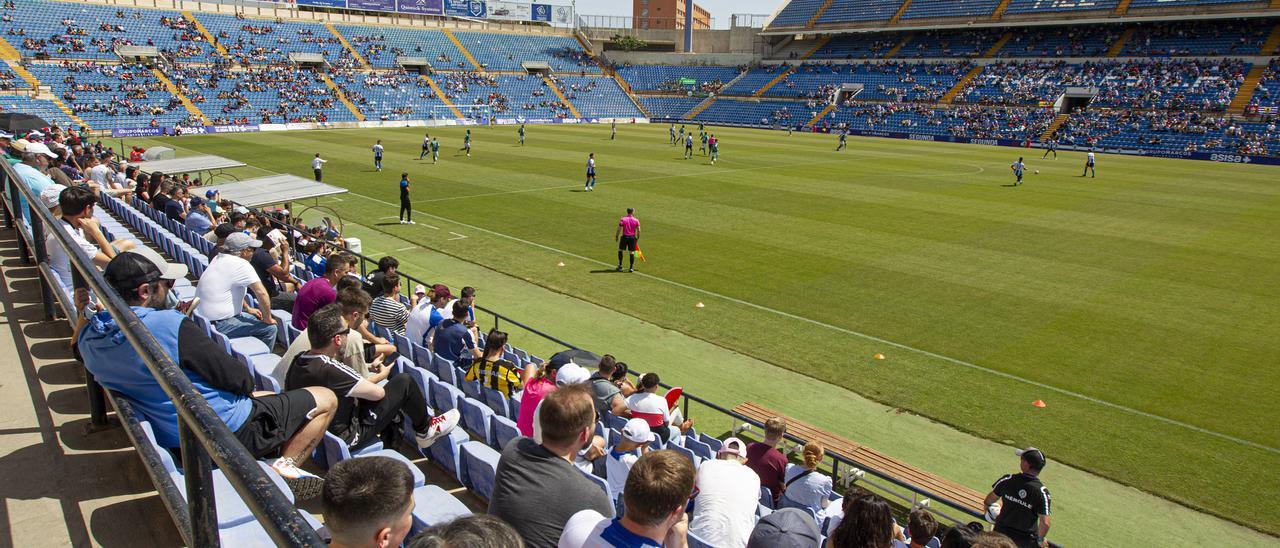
[410,485,472,537]
[489,414,520,451]
[458,441,501,500]
[427,428,470,481]
[458,396,495,444]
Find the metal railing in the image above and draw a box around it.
[0,165,323,546]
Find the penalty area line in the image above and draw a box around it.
[343,191,1278,455]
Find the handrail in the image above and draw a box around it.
[0,164,322,546]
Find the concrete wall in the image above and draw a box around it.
[603,51,757,66]
[587,26,764,55]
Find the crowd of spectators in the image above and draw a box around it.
[1054,108,1278,155]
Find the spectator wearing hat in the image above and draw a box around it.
[625,372,693,444]
[185,196,214,235]
[285,303,460,452]
[195,232,278,348]
[429,300,482,364]
[984,448,1051,548]
[489,384,614,547]
[292,252,352,330]
[406,284,452,348]
[893,509,941,548]
[748,508,822,548]
[746,416,788,506]
[38,184,67,217]
[322,456,416,548]
[560,449,694,548]
[464,329,532,400]
[606,418,654,498]
[78,247,336,498]
[204,189,222,218]
[531,361,606,475]
[688,437,761,548]
[13,140,59,225]
[0,130,15,161]
[781,442,834,519]
[45,185,134,292]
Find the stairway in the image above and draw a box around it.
[542,76,582,118]
[441,29,484,72]
[884,33,914,58]
[1106,28,1134,58]
[806,0,835,28]
[800,36,832,60]
[890,0,913,24]
[326,23,371,70]
[1040,113,1069,141]
[182,11,229,57]
[681,96,717,120]
[1114,0,1132,16]
[806,103,837,126]
[319,74,366,121]
[984,32,1013,57]
[941,66,984,104]
[991,0,1013,20]
[1228,65,1267,114]
[1261,24,1280,56]
[151,67,208,124]
[419,75,464,119]
[753,66,796,97]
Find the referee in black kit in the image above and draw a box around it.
[985,447,1052,548]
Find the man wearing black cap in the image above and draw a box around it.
[985,447,1052,548]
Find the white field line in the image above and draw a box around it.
[343,191,1277,455]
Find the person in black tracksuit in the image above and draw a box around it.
[985,447,1052,548]
[398,172,414,225]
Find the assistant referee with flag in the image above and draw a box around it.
[615,207,640,272]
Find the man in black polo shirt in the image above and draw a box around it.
[985,447,1052,548]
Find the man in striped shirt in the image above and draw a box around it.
[368,274,415,336]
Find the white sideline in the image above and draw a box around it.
[342,191,1280,455]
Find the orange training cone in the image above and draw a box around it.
[1032,400,1046,408]
[873,353,885,360]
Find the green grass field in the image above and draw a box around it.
[145,123,1280,541]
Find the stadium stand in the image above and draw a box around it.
[614,64,745,92]
[1248,59,1280,109]
[1120,20,1275,57]
[194,13,349,66]
[815,0,906,25]
[28,62,193,129]
[637,95,705,119]
[328,69,446,121]
[332,24,467,70]
[554,75,644,118]
[1004,0,1121,15]
[770,0,826,28]
[0,94,72,126]
[0,0,212,60]
[995,25,1121,58]
[900,0,1003,20]
[807,33,907,60]
[453,31,601,74]
[168,63,356,124]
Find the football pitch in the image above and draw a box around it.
[146,123,1280,542]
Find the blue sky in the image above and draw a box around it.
[571,0,784,28]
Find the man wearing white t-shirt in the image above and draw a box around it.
[560,449,694,548]
[606,418,653,499]
[44,185,120,292]
[687,437,760,548]
[195,232,277,348]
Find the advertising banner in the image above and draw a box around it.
[548,3,573,24]
[295,0,348,7]
[112,127,168,138]
[530,3,552,21]
[486,0,529,20]
[396,0,444,15]
[444,0,486,18]
[348,0,396,11]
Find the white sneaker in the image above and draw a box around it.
[271,457,324,499]
[400,220,407,224]
[416,409,460,450]
[408,220,416,225]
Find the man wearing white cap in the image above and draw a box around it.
[0,130,15,161]
[13,140,59,226]
[688,437,761,548]
[606,418,653,498]
[532,362,607,475]
[196,232,278,348]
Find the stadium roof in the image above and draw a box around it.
[202,175,349,208]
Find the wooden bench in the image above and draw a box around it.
[732,401,986,519]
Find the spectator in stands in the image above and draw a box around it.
[746,416,787,506]
[87,153,114,188]
[250,229,299,312]
[972,532,1017,548]
[0,130,14,161]
[561,449,694,547]
[12,140,58,225]
[275,288,389,383]
[185,196,214,235]
[984,448,1051,548]
[322,456,415,548]
[688,437,760,547]
[464,329,531,399]
[488,384,614,547]
[829,494,895,548]
[429,299,482,364]
[588,354,631,419]
[625,372,692,444]
[515,352,565,437]
[284,303,459,451]
[407,514,524,548]
[195,232,278,348]
[939,524,981,548]
[305,240,329,278]
[163,185,188,222]
[207,222,241,258]
[894,509,940,548]
[406,284,452,348]
[748,508,822,548]
[364,255,398,299]
[292,252,350,330]
[368,274,415,336]
[782,442,834,518]
[79,247,335,496]
[45,185,133,291]
[605,417,653,499]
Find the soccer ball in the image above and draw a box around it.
[1034,170,1040,175]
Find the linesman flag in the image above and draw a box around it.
[635,247,647,262]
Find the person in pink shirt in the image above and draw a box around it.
[614,207,640,273]
[515,357,568,437]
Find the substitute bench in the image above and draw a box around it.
[732,401,986,521]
